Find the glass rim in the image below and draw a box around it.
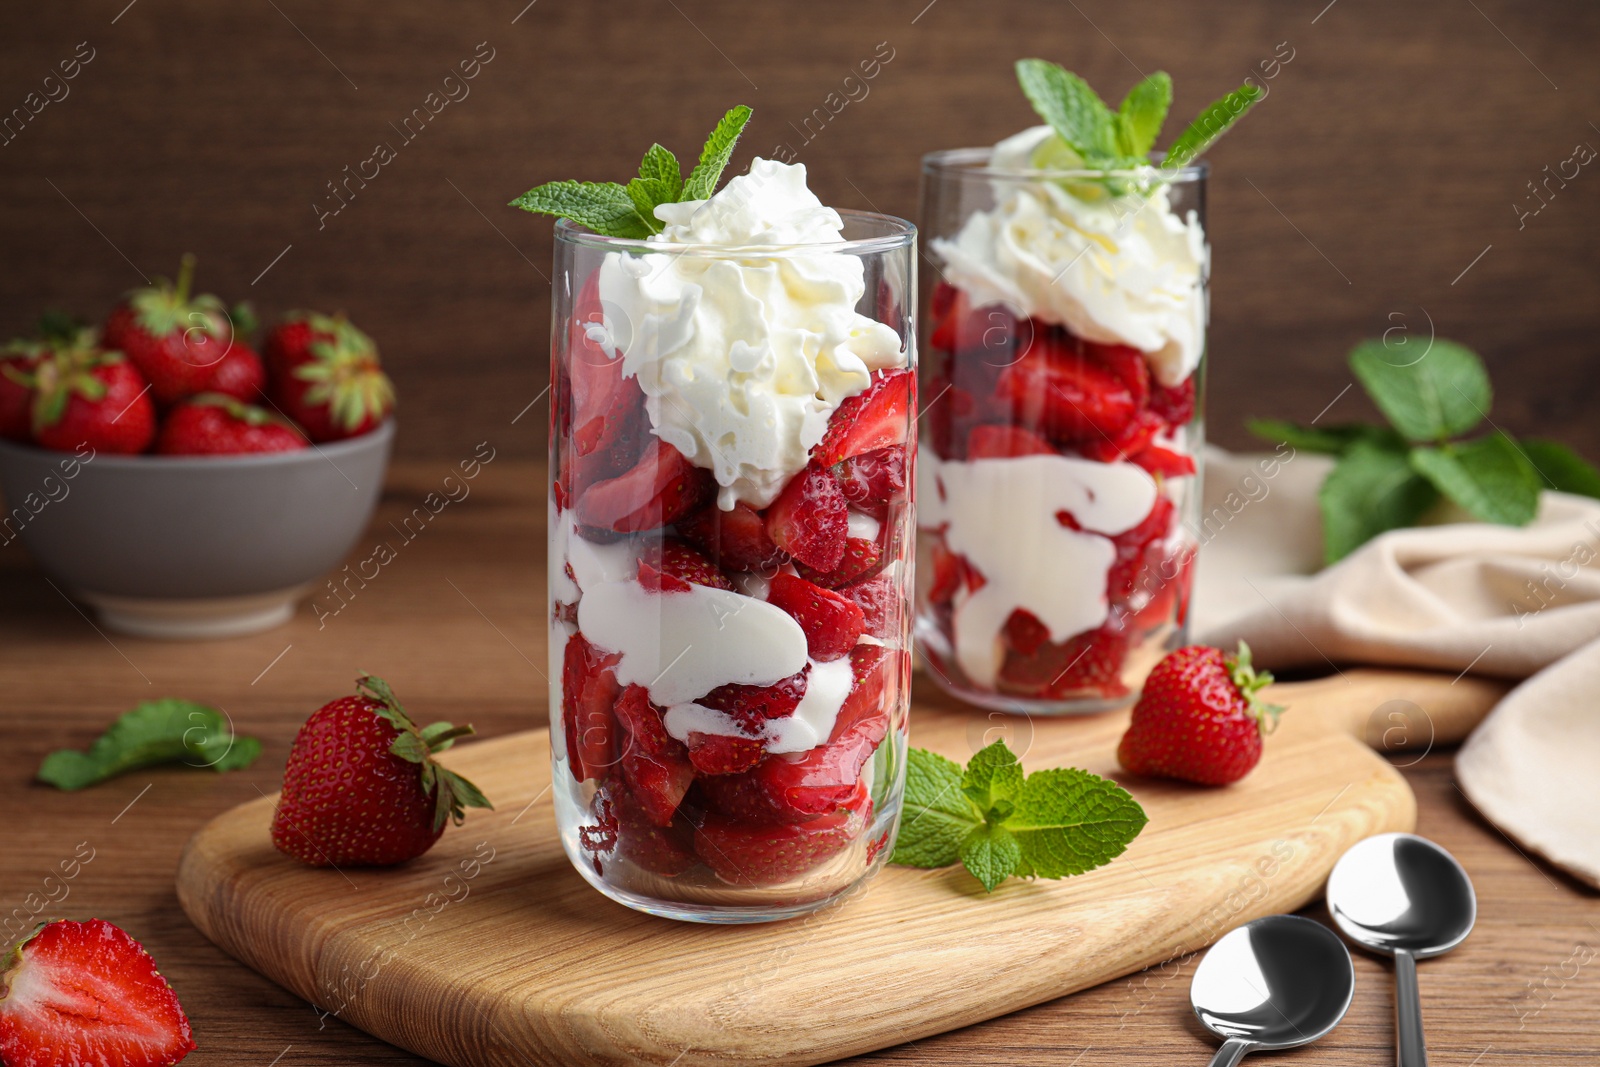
[553,208,916,258]
[921,146,1209,183]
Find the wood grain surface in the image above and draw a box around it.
[1,1,1597,462]
[173,668,1456,1067]
[1,460,1596,1066]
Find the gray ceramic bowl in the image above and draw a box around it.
[0,421,393,638]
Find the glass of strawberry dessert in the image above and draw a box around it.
[521,108,916,922]
[917,63,1256,714]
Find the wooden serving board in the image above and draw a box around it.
[176,669,1504,1067]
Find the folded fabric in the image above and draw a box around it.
[1193,447,1600,889]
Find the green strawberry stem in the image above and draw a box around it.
[174,253,196,305]
[355,673,493,831]
[1227,641,1285,735]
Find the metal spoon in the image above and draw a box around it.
[1189,914,1356,1066]
[1327,832,1476,1067]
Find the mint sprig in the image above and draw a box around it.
[37,698,262,790]
[1251,338,1600,562]
[510,105,752,238]
[891,740,1147,893]
[1013,59,1260,184]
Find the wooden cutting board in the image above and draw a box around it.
[176,669,1504,1067]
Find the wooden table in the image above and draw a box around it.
[3,460,1595,1066]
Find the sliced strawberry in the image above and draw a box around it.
[927,543,984,606]
[562,633,622,782]
[995,337,1135,443]
[694,785,869,886]
[1132,445,1197,478]
[0,919,196,1067]
[611,684,679,759]
[812,369,914,467]
[841,570,898,639]
[966,424,1057,458]
[794,534,883,589]
[1108,496,1177,604]
[999,620,1129,700]
[1149,376,1197,428]
[928,283,967,352]
[637,559,692,593]
[1003,610,1052,656]
[621,745,695,827]
[604,781,697,876]
[765,463,848,572]
[677,500,788,572]
[578,439,711,533]
[699,669,809,731]
[569,273,648,464]
[1081,409,1164,463]
[686,732,767,776]
[1083,341,1152,410]
[766,572,866,661]
[832,445,907,519]
[639,538,733,591]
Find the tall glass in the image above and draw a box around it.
[916,150,1206,714]
[548,213,917,922]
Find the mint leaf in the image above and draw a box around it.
[1165,82,1263,169]
[1349,338,1491,443]
[1248,418,1406,456]
[636,143,681,191]
[1015,59,1120,164]
[38,699,261,790]
[683,104,752,201]
[1005,767,1147,878]
[1319,440,1438,563]
[1410,432,1540,525]
[890,749,983,868]
[1115,72,1172,158]
[509,180,655,239]
[961,739,1024,813]
[960,823,1022,892]
[1521,438,1600,499]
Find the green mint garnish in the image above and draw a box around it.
[1013,59,1261,192]
[1252,338,1600,562]
[510,104,752,238]
[891,739,1147,893]
[37,699,262,791]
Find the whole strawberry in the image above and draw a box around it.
[205,342,266,402]
[0,918,196,1067]
[1117,642,1284,786]
[272,674,491,867]
[156,394,306,456]
[264,312,393,442]
[0,341,44,441]
[28,340,157,454]
[102,255,236,404]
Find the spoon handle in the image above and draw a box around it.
[1394,948,1428,1067]
[1206,1037,1252,1067]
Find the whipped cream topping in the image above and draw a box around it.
[920,451,1157,688]
[595,158,906,509]
[663,654,854,755]
[932,125,1208,387]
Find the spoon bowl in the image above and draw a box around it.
[1190,914,1355,1066]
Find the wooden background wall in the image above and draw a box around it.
[2,0,1596,460]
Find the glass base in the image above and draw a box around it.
[922,670,1136,716]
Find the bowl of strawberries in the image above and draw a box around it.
[0,257,395,639]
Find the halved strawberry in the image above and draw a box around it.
[611,684,678,759]
[621,745,695,827]
[562,633,622,783]
[639,538,733,591]
[685,732,766,776]
[832,445,907,518]
[693,784,869,886]
[699,670,809,731]
[1149,376,1197,428]
[812,369,914,467]
[765,463,848,572]
[766,572,865,661]
[1081,409,1164,463]
[677,500,788,572]
[578,439,711,533]
[0,919,196,1067]
[794,534,883,589]
[966,424,1056,458]
[1083,341,1151,410]
[995,337,1135,443]
[1132,445,1197,478]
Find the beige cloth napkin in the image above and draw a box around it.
[1193,448,1600,889]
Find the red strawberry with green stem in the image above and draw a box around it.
[102,254,236,404]
[155,394,307,456]
[0,918,196,1067]
[1117,642,1285,786]
[0,341,44,442]
[27,343,156,454]
[264,311,394,442]
[271,674,492,866]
